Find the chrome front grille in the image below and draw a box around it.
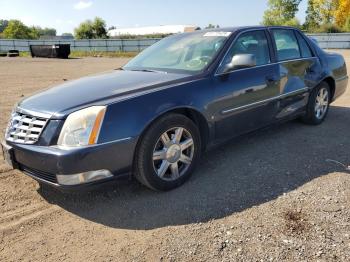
[5,112,48,144]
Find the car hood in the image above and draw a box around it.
[18,70,189,119]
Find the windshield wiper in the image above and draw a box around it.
[129,69,167,74]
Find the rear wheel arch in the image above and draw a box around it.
[302,81,331,125]
[321,77,336,102]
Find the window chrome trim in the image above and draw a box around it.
[215,56,318,77]
[221,87,309,115]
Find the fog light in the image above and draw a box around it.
[56,170,113,185]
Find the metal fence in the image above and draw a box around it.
[306,33,350,49]
[0,33,349,52]
[0,38,161,52]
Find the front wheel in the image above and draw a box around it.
[302,82,331,125]
[134,113,201,191]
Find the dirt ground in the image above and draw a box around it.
[0,51,350,262]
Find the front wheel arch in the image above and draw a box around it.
[133,113,202,191]
[135,107,210,155]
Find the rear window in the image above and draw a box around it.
[272,29,301,61]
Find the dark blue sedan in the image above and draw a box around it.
[2,26,348,191]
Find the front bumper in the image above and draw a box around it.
[4,137,137,190]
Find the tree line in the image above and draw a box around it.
[263,0,350,33]
[0,17,107,40]
[0,19,58,39]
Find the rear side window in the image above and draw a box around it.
[295,31,313,58]
[272,29,301,61]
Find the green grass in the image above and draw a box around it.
[19,52,31,57]
[70,51,138,58]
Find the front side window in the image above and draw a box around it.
[218,30,271,73]
[123,31,231,74]
[272,29,301,61]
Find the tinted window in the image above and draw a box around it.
[272,29,301,61]
[296,31,313,58]
[219,30,270,71]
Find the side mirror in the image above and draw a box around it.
[222,54,256,73]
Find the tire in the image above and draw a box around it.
[302,82,331,125]
[134,113,201,191]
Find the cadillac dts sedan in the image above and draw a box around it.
[2,26,348,191]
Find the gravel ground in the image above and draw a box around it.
[0,51,349,261]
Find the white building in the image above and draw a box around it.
[108,25,200,37]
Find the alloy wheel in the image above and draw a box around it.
[314,87,329,120]
[152,127,194,181]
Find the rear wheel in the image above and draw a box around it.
[134,113,201,191]
[302,82,331,125]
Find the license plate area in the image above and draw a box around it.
[1,142,14,169]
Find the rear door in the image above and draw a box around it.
[269,28,321,119]
[212,29,280,139]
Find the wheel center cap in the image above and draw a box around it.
[166,144,181,163]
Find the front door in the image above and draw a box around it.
[212,29,280,139]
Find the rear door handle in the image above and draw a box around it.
[265,75,279,83]
[306,67,315,74]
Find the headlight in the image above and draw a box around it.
[57,106,106,147]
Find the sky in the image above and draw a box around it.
[0,0,308,35]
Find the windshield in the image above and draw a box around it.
[123,31,232,74]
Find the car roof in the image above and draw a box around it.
[200,25,299,33]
